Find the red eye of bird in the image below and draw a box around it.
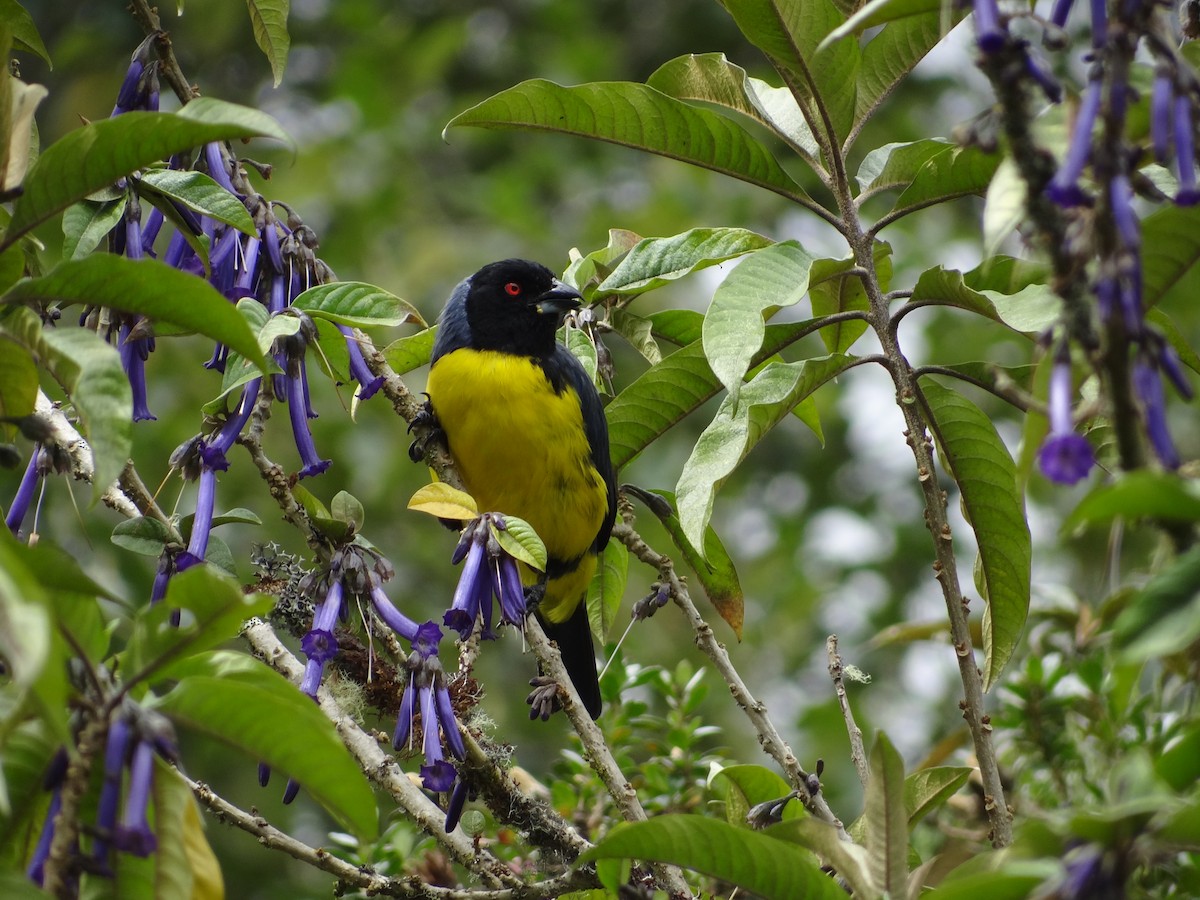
[503,282,522,297]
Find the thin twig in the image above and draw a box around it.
[186,773,593,899]
[613,521,850,842]
[127,0,200,106]
[826,635,868,790]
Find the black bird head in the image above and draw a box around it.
[459,259,582,355]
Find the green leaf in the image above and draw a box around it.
[212,507,263,528]
[854,11,965,133]
[856,139,955,194]
[291,282,424,329]
[446,80,816,206]
[808,242,891,354]
[883,144,1001,222]
[677,355,857,551]
[111,516,175,556]
[651,490,744,639]
[493,515,547,572]
[1147,308,1200,375]
[382,326,436,375]
[564,228,644,299]
[982,157,1026,257]
[580,815,848,900]
[865,732,907,897]
[927,872,1047,899]
[703,241,816,397]
[601,227,775,295]
[147,760,203,900]
[823,0,946,41]
[0,333,35,420]
[246,0,291,87]
[566,324,599,387]
[609,309,662,365]
[3,98,289,248]
[0,0,51,68]
[710,764,794,825]
[766,819,876,899]
[1114,546,1200,661]
[910,263,1061,334]
[646,53,819,160]
[1156,724,1200,792]
[5,255,270,370]
[919,379,1030,689]
[62,198,127,260]
[152,650,378,840]
[1065,471,1200,530]
[716,0,861,143]
[606,318,835,470]
[123,566,275,686]
[586,539,627,641]
[904,766,973,827]
[1140,202,1200,309]
[138,169,255,236]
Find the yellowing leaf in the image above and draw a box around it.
[407,482,478,520]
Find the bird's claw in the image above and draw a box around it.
[523,582,546,616]
[526,676,563,720]
[408,395,445,463]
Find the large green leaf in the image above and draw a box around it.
[677,355,857,551]
[446,79,816,205]
[62,197,127,260]
[865,732,907,897]
[382,326,437,375]
[137,169,256,236]
[246,0,291,87]
[151,651,379,841]
[291,281,424,329]
[0,332,35,421]
[716,0,861,143]
[1113,546,1200,661]
[909,263,1061,334]
[710,764,794,825]
[586,539,628,642]
[123,565,275,686]
[606,318,834,469]
[856,139,956,194]
[0,0,51,67]
[1065,470,1200,530]
[2,309,132,500]
[579,815,847,900]
[854,11,965,135]
[879,144,1000,224]
[3,98,289,248]
[703,241,816,397]
[919,379,1030,689]
[904,766,973,827]
[646,53,819,160]
[4,254,269,370]
[823,0,947,42]
[808,242,891,354]
[767,819,876,898]
[600,227,775,295]
[1140,202,1200,308]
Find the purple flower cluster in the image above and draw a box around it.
[393,622,466,794]
[1033,0,1194,480]
[27,707,179,886]
[444,513,528,640]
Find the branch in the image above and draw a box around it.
[612,521,849,841]
[826,635,868,790]
[186,774,594,899]
[127,0,200,106]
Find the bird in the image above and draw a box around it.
[420,259,616,719]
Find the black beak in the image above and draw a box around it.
[534,279,583,317]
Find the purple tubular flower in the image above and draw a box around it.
[1152,73,1173,164]
[287,371,331,478]
[444,536,488,639]
[1089,0,1107,46]
[258,762,271,787]
[393,623,465,791]
[445,780,470,832]
[200,378,262,471]
[1047,79,1102,207]
[1024,50,1063,104]
[1134,356,1181,469]
[972,0,1005,52]
[493,554,527,626]
[141,207,164,254]
[5,446,41,535]
[1109,175,1140,249]
[1157,341,1194,400]
[1049,0,1075,27]
[113,740,158,857]
[282,779,301,804]
[26,788,62,885]
[204,142,238,196]
[232,234,262,302]
[299,580,343,697]
[1037,353,1095,485]
[119,323,157,423]
[93,718,133,868]
[370,583,420,642]
[1173,95,1200,206]
[340,324,385,400]
[180,466,217,570]
[150,553,172,605]
[1118,267,1143,335]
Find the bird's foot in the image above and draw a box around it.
[407,395,445,463]
[523,582,546,616]
[526,675,563,721]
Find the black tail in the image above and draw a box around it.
[538,601,602,719]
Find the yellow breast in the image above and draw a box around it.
[427,349,608,621]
